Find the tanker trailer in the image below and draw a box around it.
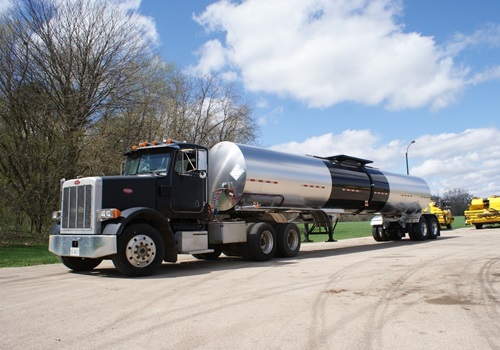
[48,139,439,277]
[208,142,438,245]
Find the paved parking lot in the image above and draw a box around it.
[1,227,499,350]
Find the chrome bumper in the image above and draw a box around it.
[49,234,117,258]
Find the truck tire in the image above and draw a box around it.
[426,216,440,239]
[409,217,428,241]
[275,223,301,257]
[245,222,276,261]
[372,226,382,241]
[475,224,483,229]
[61,256,103,271]
[112,223,165,277]
[372,225,388,242]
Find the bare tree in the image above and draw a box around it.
[0,0,158,233]
[84,67,260,175]
[442,188,474,216]
[82,59,177,176]
[7,0,156,172]
[172,72,259,148]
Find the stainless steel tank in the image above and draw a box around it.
[208,141,431,214]
[379,172,431,215]
[209,142,332,212]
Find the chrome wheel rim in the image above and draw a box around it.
[125,235,156,267]
[260,230,274,254]
[287,229,300,251]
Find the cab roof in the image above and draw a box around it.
[124,140,206,156]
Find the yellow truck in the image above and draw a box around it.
[423,201,454,229]
[465,196,500,229]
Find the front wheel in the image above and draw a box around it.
[61,256,103,271]
[112,223,165,277]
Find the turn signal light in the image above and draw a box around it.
[97,208,121,221]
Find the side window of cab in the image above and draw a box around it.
[175,150,196,173]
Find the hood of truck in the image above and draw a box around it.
[101,175,158,210]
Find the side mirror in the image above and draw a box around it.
[197,149,207,172]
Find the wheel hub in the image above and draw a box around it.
[260,231,274,254]
[126,235,156,267]
[286,230,299,250]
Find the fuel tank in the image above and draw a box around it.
[208,142,431,215]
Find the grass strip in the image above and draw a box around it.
[0,245,60,268]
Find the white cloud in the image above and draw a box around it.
[111,0,159,46]
[410,129,500,198]
[269,127,500,198]
[269,129,402,168]
[446,23,500,56]
[469,66,500,85]
[0,0,11,13]
[255,105,284,127]
[193,39,227,74]
[194,0,469,110]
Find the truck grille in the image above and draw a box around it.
[62,184,92,229]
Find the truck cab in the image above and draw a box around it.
[122,141,209,217]
[49,140,210,276]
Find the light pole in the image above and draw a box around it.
[405,140,415,175]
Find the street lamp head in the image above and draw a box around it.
[405,140,415,175]
[406,140,415,152]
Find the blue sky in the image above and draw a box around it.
[2,0,499,198]
[139,0,500,198]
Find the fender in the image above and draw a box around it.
[102,207,178,262]
[102,207,167,235]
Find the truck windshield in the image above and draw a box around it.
[123,152,172,175]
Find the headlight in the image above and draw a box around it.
[97,208,121,221]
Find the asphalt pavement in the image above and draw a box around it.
[1,227,499,350]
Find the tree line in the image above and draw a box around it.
[0,0,258,235]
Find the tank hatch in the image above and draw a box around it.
[314,154,373,167]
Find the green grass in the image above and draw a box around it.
[450,216,467,229]
[300,220,373,243]
[0,245,59,268]
[0,216,468,268]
